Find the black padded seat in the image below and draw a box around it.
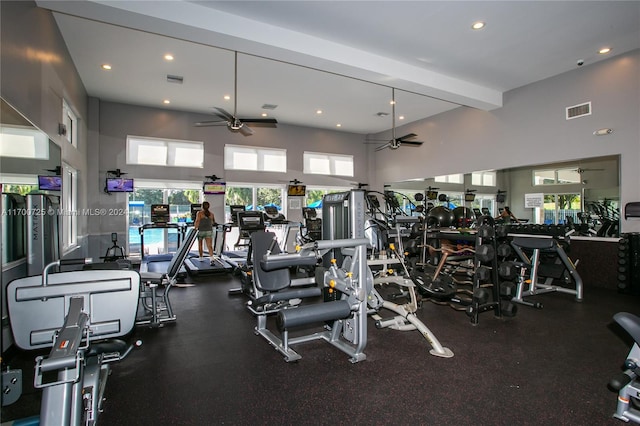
[511,237,555,250]
[615,312,640,346]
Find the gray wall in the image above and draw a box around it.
[371,49,640,233]
[85,100,369,260]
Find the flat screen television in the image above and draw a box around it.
[106,178,134,193]
[464,193,476,202]
[287,184,306,197]
[496,192,506,203]
[38,175,62,191]
[203,181,226,195]
[426,190,438,200]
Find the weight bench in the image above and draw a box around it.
[7,264,140,424]
[137,227,198,327]
[508,236,583,308]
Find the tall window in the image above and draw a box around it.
[61,163,77,251]
[535,193,581,224]
[127,136,204,168]
[224,144,286,172]
[303,152,354,177]
[224,183,284,220]
[127,180,202,257]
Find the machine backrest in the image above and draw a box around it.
[165,227,198,280]
[7,269,141,350]
[251,231,290,292]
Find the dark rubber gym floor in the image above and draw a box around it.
[2,272,638,425]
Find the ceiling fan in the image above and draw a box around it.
[194,52,277,136]
[372,88,424,151]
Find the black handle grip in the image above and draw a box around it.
[59,258,92,266]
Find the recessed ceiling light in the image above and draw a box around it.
[316,110,323,115]
[399,116,405,120]
[164,54,174,61]
[101,64,112,70]
[389,100,396,105]
[336,123,342,128]
[261,113,268,117]
[598,47,612,54]
[471,21,485,30]
[163,99,170,104]
[223,95,231,100]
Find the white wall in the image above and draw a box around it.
[370,49,640,232]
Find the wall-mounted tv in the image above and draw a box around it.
[106,178,134,193]
[203,181,226,195]
[464,193,476,202]
[38,175,62,191]
[426,190,438,200]
[496,192,507,203]
[287,184,306,197]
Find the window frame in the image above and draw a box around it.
[224,144,287,173]
[303,151,354,177]
[127,135,204,168]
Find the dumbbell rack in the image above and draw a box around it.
[465,220,514,325]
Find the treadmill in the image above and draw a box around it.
[139,204,188,280]
[183,203,234,275]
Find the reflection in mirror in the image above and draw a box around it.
[385,155,620,238]
[1,98,62,265]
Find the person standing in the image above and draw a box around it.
[194,201,216,264]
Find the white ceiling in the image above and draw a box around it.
[38,0,640,135]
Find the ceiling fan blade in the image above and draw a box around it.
[194,121,228,127]
[399,140,423,146]
[239,118,278,124]
[375,142,392,151]
[397,133,418,141]
[213,107,234,121]
[238,124,254,136]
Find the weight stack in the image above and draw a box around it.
[618,233,640,295]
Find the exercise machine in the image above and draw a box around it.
[6,259,140,425]
[369,216,453,357]
[26,193,62,275]
[609,312,640,423]
[247,230,370,363]
[137,227,198,327]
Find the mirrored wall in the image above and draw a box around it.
[386,155,620,238]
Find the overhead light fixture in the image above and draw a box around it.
[598,47,612,54]
[316,110,323,115]
[101,64,112,70]
[223,95,231,100]
[164,54,174,61]
[336,123,342,128]
[399,115,405,120]
[261,113,268,117]
[471,21,485,30]
[163,99,170,104]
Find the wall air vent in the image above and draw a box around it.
[566,102,591,120]
[261,104,278,110]
[166,74,184,84]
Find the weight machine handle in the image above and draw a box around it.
[42,258,93,286]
